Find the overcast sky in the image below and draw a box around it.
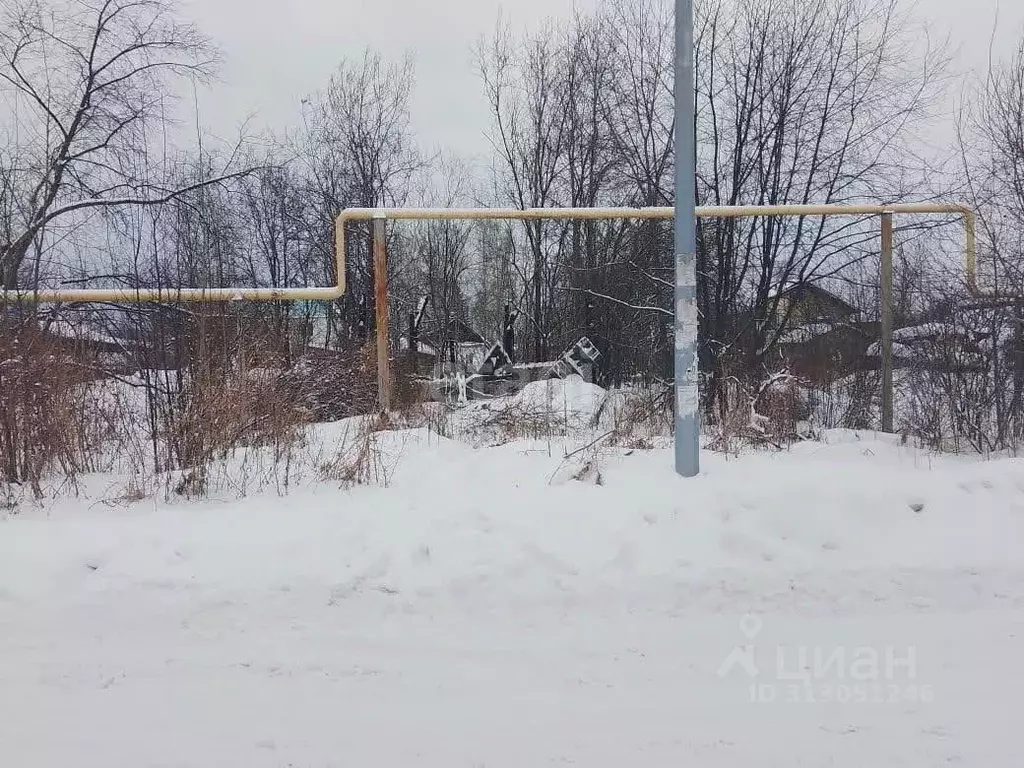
[181,0,1024,164]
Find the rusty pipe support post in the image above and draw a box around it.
[372,215,391,413]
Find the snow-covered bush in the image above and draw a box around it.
[707,369,814,453]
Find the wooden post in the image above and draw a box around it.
[373,216,391,412]
[408,311,417,375]
[503,303,515,363]
[1014,300,1023,440]
[880,212,894,433]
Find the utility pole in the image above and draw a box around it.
[880,212,894,433]
[675,0,700,477]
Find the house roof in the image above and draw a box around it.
[769,280,855,309]
[45,319,125,348]
[420,317,486,346]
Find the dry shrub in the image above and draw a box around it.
[548,429,616,486]
[315,417,396,488]
[0,325,118,499]
[112,474,148,505]
[168,368,305,464]
[161,360,311,498]
[608,385,673,449]
[1,482,15,512]
[158,336,412,498]
[897,307,1023,454]
[448,380,673,449]
[809,370,878,431]
[708,371,812,453]
[120,310,315,498]
[392,354,428,411]
[756,374,812,437]
[1,304,404,504]
[280,342,377,422]
[392,399,454,438]
[463,396,579,445]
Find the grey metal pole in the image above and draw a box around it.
[880,212,894,433]
[675,0,699,476]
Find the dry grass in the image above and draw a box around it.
[161,361,309,499]
[1,309,388,507]
[5,308,834,509]
[0,325,124,500]
[606,385,673,449]
[314,416,398,489]
[466,399,578,444]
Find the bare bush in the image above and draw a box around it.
[164,367,309,499]
[809,371,879,432]
[0,323,119,499]
[708,370,812,453]
[314,417,397,489]
[607,385,673,450]
[896,307,1022,454]
[464,399,576,446]
[456,378,609,446]
[280,343,377,423]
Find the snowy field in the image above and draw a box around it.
[2,383,1024,766]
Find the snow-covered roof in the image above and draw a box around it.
[45,320,124,348]
[866,340,917,358]
[766,280,802,300]
[777,322,835,344]
[891,323,947,343]
[398,336,439,356]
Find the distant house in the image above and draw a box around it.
[770,281,859,326]
[402,316,490,377]
[398,334,440,374]
[864,322,990,372]
[777,321,878,383]
[767,281,875,383]
[1,307,135,378]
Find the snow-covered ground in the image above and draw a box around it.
[2,384,1023,765]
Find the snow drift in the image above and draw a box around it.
[2,409,1023,766]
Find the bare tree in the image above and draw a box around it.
[405,155,475,372]
[472,0,946,403]
[478,19,572,360]
[959,38,1024,296]
[235,159,319,364]
[692,0,947,413]
[955,34,1024,448]
[0,0,252,289]
[598,0,678,381]
[299,48,421,346]
[604,0,675,208]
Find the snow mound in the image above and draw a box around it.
[507,374,607,420]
